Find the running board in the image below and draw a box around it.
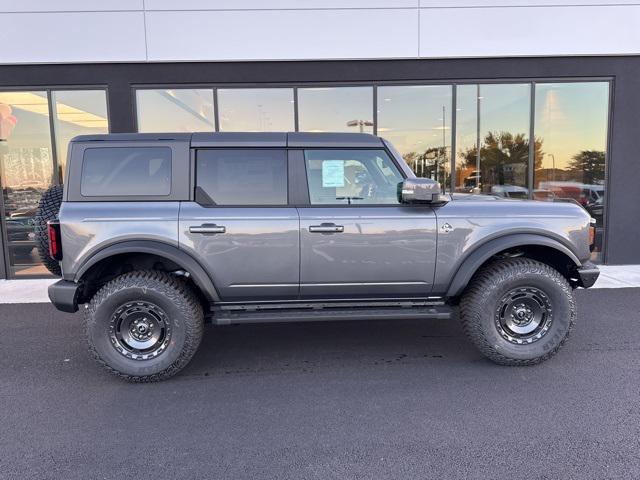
[209,301,452,325]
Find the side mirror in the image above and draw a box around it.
[399,178,449,204]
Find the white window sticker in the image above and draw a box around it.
[322,160,345,188]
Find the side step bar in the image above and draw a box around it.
[209,301,452,325]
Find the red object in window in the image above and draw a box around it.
[48,221,63,260]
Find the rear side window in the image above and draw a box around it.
[81,147,171,197]
[196,149,287,205]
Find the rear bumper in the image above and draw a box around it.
[576,262,600,288]
[48,280,80,313]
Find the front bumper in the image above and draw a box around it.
[48,280,80,313]
[576,262,600,288]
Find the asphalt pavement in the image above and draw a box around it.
[1,288,639,480]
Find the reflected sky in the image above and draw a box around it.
[298,87,373,133]
[377,85,452,155]
[136,89,214,132]
[535,82,609,171]
[218,88,294,132]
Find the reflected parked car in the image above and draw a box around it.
[6,208,36,242]
[539,181,604,225]
[491,184,528,199]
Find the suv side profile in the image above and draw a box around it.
[41,132,599,381]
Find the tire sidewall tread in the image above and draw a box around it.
[460,257,576,366]
[34,184,64,276]
[85,270,204,382]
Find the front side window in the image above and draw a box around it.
[196,149,287,206]
[81,147,171,197]
[304,149,404,205]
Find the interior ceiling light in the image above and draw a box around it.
[0,92,107,129]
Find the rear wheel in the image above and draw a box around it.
[460,257,576,366]
[85,271,204,382]
[34,184,63,276]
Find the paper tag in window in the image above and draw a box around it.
[322,160,345,188]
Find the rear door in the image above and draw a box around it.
[179,148,299,301]
[297,148,438,299]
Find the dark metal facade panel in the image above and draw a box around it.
[0,56,638,264]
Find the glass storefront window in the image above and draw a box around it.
[218,88,294,132]
[51,90,109,181]
[455,84,531,199]
[136,89,215,133]
[0,91,55,276]
[534,82,609,261]
[377,85,452,190]
[298,87,373,133]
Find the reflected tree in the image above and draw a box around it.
[568,150,605,184]
[459,131,543,191]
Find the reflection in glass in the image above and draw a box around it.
[377,85,452,190]
[298,87,373,133]
[304,149,404,205]
[455,84,532,198]
[52,90,109,181]
[534,82,609,261]
[218,88,294,132]
[0,91,54,276]
[136,89,214,133]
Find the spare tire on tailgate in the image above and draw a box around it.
[34,184,63,276]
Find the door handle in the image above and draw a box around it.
[189,224,226,234]
[309,223,344,233]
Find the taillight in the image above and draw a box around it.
[588,218,596,251]
[47,220,63,261]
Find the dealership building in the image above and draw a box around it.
[0,0,639,280]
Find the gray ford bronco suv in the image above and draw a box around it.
[39,132,599,381]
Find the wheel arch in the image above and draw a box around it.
[445,233,583,298]
[74,240,220,304]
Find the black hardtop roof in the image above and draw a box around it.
[70,132,384,148]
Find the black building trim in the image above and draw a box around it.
[0,56,638,273]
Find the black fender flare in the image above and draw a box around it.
[445,233,582,298]
[74,240,220,302]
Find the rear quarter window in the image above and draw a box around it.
[80,147,171,197]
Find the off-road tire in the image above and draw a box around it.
[34,184,63,276]
[460,257,576,366]
[85,271,204,382]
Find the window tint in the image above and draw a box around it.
[304,149,404,205]
[196,149,287,205]
[81,147,171,197]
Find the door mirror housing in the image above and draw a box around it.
[399,178,450,205]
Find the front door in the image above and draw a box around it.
[179,148,299,301]
[298,148,437,299]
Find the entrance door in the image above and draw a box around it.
[298,148,437,299]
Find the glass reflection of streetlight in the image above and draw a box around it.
[346,119,373,133]
[548,153,556,181]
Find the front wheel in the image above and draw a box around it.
[460,258,576,366]
[85,271,204,382]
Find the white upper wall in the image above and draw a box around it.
[0,0,639,64]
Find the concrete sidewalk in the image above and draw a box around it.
[1,264,639,304]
